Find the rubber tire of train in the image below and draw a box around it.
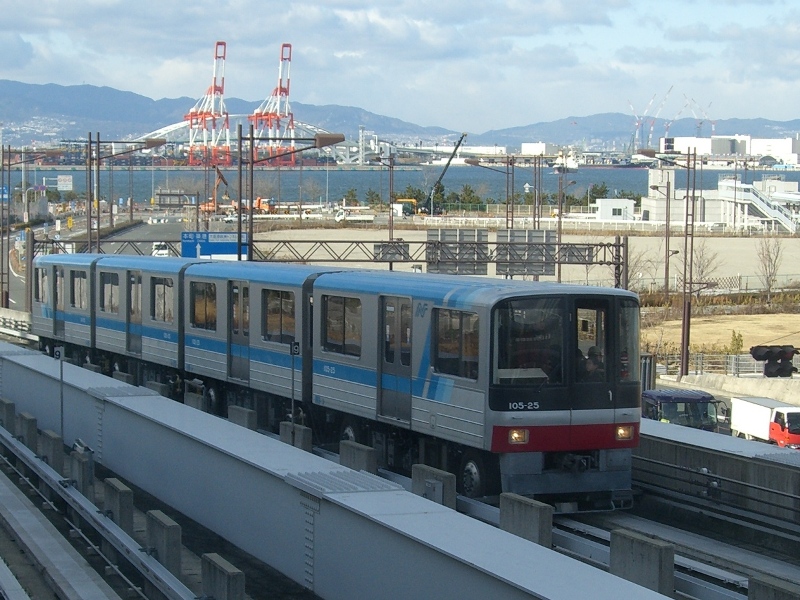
[339,416,365,445]
[458,450,498,499]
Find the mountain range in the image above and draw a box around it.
[2,79,799,151]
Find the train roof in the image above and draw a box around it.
[313,269,637,308]
[34,253,102,267]
[184,261,340,286]
[95,255,209,274]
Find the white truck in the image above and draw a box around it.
[730,396,800,449]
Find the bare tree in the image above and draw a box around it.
[756,235,783,301]
[692,237,722,293]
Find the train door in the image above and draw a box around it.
[229,281,250,381]
[54,266,65,337]
[378,296,412,423]
[127,271,142,354]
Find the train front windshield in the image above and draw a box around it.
[492,295,639,390]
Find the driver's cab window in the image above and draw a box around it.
[575,304,607,383]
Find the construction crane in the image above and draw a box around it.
[646,85,673,150]
[199,165,230,214]
[249,43,296,164]
[628,94,656,153]
[184,41,232,166]
[425,133,467,214]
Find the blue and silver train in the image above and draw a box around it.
[32,254,641,511]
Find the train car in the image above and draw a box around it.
[31,254,641,512]
[33,254,102,357]
[181,261,338,416]
[309,270,640,510]
[91,256,204,377]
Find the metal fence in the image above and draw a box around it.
[658,352,779,377]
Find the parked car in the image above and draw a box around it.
[151,242,170,257]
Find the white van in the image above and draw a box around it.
[151,242,170,257]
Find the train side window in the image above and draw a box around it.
[263,289,295,345]
[70,271,88,310]
[400,302,412,367]
[151,277,174,323]
[55,267,64,311]
[35,268,48,304]
[322,295,362,357]
[190,281,217,331]
[99,272,119,314]
[433,308,479,380]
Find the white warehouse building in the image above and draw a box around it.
[660,135,800,166]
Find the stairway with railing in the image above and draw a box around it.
[719,180,798,233]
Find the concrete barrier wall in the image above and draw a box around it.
[637,424,800,520]
[0,343,667,600]
[671,373,800,408]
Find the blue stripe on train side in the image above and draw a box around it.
[55,310,90,326]
[96,315,178,343]
[313,358,377,387]
[185,333,228,355]
[249,345,303,369]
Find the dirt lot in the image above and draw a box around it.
[641,313,800,352]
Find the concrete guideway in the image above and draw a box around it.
[0,342,667,600]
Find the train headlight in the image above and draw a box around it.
[615,425,635,441]
[508,428,529,445]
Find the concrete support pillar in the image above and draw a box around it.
[201,553,245,600]
[16,412,37,453]
[112,371,135,385]
[609,529,674,597]
[144,381,172,398]
[103,478,134,535]
[748,573,800,600]
[0,398,16,435]
[339,440,378,474]
[411,464,456,510]
[0,399,15,461]
[82,363,102,373]
[183,391,205,411]
[39,430,64,476]
[279,422,312,452]
[227,406,257,430]
[498,493,553,547]
[146,510,182,577]
[69,449,95,503]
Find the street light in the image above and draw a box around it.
[0,147,58,309]
[240,126,344,260]
[371,153,396,244]
[653,150,699,377]
[465,157,516,228]
[650,180,674,304]
[557,174,576,282]
[86,134,166,253]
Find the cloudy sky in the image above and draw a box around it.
[1,0,797,132]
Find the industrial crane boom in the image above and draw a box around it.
[427,133,467,213]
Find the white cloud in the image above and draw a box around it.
[0,0,798,131]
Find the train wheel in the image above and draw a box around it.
[339,416,365,445]
[458,451,499,499]
[111,355,126,373]
[205,384,221,416]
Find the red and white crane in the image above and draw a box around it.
[249,43,297,164]
[184,41,232,166]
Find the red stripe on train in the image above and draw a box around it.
[490,423,639,453]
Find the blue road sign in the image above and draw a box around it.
[0,186,7,202]
[181,231,249,258]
